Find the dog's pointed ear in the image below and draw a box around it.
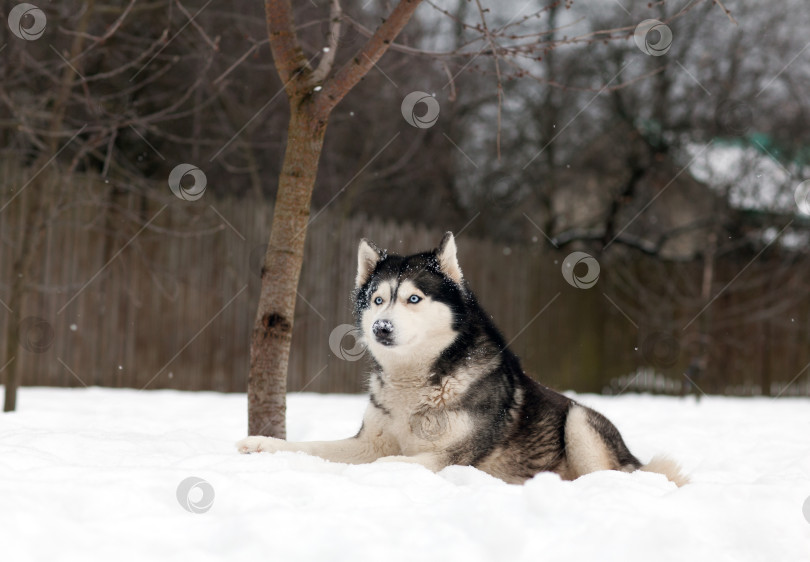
[356,238,382,287]
[436,232,463,286]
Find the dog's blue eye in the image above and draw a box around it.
[374,296,383,305]
[409,295,421,304]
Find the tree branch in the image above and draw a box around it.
[308,0,342,87]
[265,0,312,93]
[318,0,423,114]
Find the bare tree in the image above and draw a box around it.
[0,0,224,410]
[249,0,424,436]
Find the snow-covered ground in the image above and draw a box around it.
[1,387,809,562]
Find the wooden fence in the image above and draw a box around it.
[2,162,810,397]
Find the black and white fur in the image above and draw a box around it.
[238,233,687,486]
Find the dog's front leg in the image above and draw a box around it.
[237,435,387,464]
[236,403,398,465]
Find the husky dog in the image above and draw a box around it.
[238,233,687,486]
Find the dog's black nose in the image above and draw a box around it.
[372,319,394,343]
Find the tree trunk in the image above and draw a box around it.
[3,168,56,412]
[2,286,21,412]
[249,0,423,437]
[695,230,717,397]
[3,4,91,412]
[248,100,328,437]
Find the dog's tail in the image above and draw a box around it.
[639,455,689,487]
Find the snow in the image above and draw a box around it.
[687,142,798,212]
[1,387,809,562]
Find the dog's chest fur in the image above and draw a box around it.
[368,364,477,456]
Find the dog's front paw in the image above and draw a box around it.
[236,436,282,454]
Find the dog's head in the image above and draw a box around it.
[353,232,466,367]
